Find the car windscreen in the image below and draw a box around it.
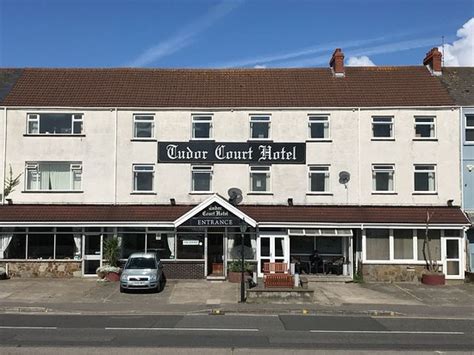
[126,257,156,269]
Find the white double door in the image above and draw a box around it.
[257,232,289,277]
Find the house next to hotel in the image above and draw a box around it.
[0,48,470,281]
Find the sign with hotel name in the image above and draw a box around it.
[182,203,242,227]
[158,141,305,164]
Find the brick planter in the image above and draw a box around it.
[228,271,251,283]
[421,273,445,285]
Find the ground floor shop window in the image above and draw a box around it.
[394,229,414,260]
[146,232,175,259]
[177,234,204,259]
[366,229,390,260]
[28,229,55,259]
[2,231,26,259]
[416,229,441,261]
[227,231,256,260]
[119,228,175,260]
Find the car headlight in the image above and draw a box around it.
[120,275,127,282]
[149,274,157,281]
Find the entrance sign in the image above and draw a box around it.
[158,142,305,164]
[182,202,242,227]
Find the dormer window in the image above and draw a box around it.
[27,113,83,135]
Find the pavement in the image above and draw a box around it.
[0,278,473,318]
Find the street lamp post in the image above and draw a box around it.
[239,218,248,303]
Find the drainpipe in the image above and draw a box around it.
[2,107,7,205]
[357,107,361,205]
[114,108,118,204]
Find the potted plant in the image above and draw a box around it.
[227,260,253,283]
[421,211,445,285]
[97,237,121,282]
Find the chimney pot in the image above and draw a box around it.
[423,47,442,76]
[330,48,345,77]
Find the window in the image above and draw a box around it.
[308,116,330,139]
[250,166,270,192]
[146,232,175,259]
[414,117,436,138]
[372,116,393,138]
[133,114,154,138]
[177,234,204,259]
[417,229,441,261]
[249,115,270,139]
[27,113,83,135]
[466,114,474,143]
[308,166,330,192]
[133,165,154,192]
[191,166,212,192]
[414,165,436,192]
[25,162,82,191]
[366,229,389,260]
[192,115,212,139]
[372,165,394,192]
[393,229,414,259]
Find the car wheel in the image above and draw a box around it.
[120,285,126,293]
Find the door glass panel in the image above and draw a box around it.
[85,235,101,255]
[275,237,284,257]
[261,238,270,257]
[446,240,459,259]
[84,260,100,275]
[446,261,459,275]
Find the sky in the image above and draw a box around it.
[0,0,472,68]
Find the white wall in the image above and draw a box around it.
[0,107,461,206]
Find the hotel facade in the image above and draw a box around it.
[0,49,470,281]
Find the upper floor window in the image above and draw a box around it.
[372,164,394,192]
[308,165,330,193]
[372,116,393,139]
[26,162,82,191]
[466,114,474,143]
[133,164,154,192]
[414,164,436,192]
[250,115,270,139]
[191,165,212,192]
[192,115,212,139]
[27,113,83,135]
[133,114,154,139]
[250,166,271,193]
[414,116,436,139]
[308,115,330,140]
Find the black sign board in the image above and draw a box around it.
[158,141,305,164]
[182,202,242,227]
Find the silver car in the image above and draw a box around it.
[120,252,165,293]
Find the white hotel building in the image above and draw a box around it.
[0,49,470,281]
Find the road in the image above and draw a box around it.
[0,313,473,352]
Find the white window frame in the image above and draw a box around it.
[307,165,331,194]
[372,116,394,139]
[27,113,83,135]
[308,115,330,140]
[133,114,155,139]
[466,114,474,144]
[414,116,436,139]
[372,164,395,193]
[25,162,82,192]
[191,115,213,140]
[413,164,436,193]
[191,165,213,193]
[249,115,271,140]
[249,166,271,193]
[132,164,155,193]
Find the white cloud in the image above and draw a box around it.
[346,56,375,66]
[441,18,474,66]
[128,0,243,67]
[253,65,266,68]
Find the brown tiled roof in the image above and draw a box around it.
[1,67,455,108]
[438,67,474,106]
[0,204,468,225]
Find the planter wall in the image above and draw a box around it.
[228,271,251,283]
[0,261,82,278]
[421,273,446,285]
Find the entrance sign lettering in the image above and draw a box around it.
[182,203,242,227]
[158,142,305,164]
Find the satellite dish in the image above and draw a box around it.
[228,187,243,206]
[339,171,351,185]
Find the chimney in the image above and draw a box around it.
[423,47,442,76]
[330,48,345,77]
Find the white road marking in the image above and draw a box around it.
[310,330,464,335]
[0,326,57,330]
[105,327,259,332]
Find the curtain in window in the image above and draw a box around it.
[40,164,70,190]
[167,234,175,258]
[0,230,14,259]
[73,234,82,258]
[393,230,414,259]
[366,229,390,260]
[428,172,435,191]
[250,235,257,260]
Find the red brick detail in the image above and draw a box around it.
[423,47,442,73]
[162,261,205,279]
[329,48,345,76]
